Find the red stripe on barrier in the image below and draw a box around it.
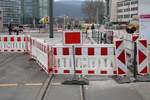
[118,68,125,74]
[116,40,122,49]
[138,50,146,65]
[11,50,14,52]
[132,35,139,42]
[118,49,126,64]
[113,70,117,74]
[10,37,14,42]
[24,37,28,42]
[17,50,21,52]
[101,70,107,74]
[75,70,82,74]
[88,70,94,74]
[64,70,70,73]
[140,66,148,74]
[75,48,82,55]
[63,48,69,55]
[101,48,108,56]
[4,37,7,42]
[54,70,58,73]
[30,38,32,45]
[53,48,57,55]
[17,37,21,42]
[139,40,147,48]
[88,48,94,55]
[48,68,52,74]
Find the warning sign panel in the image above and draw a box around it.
[63,31,82,45]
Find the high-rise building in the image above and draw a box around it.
[0,0,21,26]
[39,0,48,18]
[117,0,138,22]
[21,0,39,24]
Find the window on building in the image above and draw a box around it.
[131,1,138,5]
[131,7,138,11]
[117,3,123,7]
[124,8,130,12]
[131,14,138,18]
[117,9,123,13]
[124,2,130,6]
[124,14,130,18]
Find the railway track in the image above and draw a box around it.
[38,75,87,100]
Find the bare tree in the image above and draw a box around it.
[82,0,105,24]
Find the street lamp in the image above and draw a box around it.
[48,0,53,38]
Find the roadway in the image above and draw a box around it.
[0,53,48,100]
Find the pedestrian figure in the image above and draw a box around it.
[13,25,19,35]
[91,24,95,38]
[86,26,89,38]
[67,24,71,30]
[91,24,95,30]
[8,23,12,35]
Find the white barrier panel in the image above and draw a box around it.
[0,35,28,52]
[52,44,117,75]
[115,40,127,75]
[31,37,51,74]
[52,45,74,74]
[137,39,149,75]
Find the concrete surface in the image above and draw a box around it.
[85,80,150,100]
[0,53,48,100]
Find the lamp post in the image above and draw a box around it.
[48,0,53,38]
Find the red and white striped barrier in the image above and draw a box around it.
[52,44,118,75]
[30,37,51,74]
[137,39,149,75]
[115,40,127,75]
[0,35,28,52]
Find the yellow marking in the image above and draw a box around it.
[0,84,18,87]
[24,83,43,86]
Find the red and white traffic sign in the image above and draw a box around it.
[115,40,127,75]
[63,31,82,45]
[137,39,149,75]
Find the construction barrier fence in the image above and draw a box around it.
[0,34,149,76]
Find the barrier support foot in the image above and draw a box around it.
[136,74,150,82]
[62,78,89,85]
[112,75,131,84]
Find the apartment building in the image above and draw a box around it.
[109,0,123,22]
[117,0,138,22]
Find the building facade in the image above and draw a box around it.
[0,8,3,31]
[109,0,138,22]
[109,0,123,22]
[0,0,21,26]
[117,0,138,22]
[39,0,48,18]
[21,0,40,24]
